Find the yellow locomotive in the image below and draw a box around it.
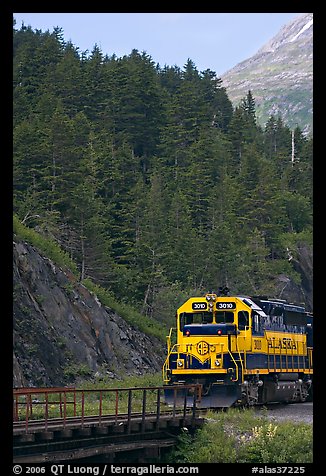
[163,290,313,407]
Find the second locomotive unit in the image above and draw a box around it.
[163,289,313,407]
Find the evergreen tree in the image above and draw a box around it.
[158,64,182,95]
[274,116,293,176]
[104,49,163,159]
[163,189,200,286]
[133,173,170,315]
[240,89,256,123]
[13,119,51,222]
[236,143,288,255]
[82,44,108,124]
[13,25,64,124]
[49,41,84,118]
[205,171,241,291]
[228,91,263,170]
[264,115,278,160]
[227,105,248,169]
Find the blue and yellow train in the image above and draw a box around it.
[163,290,313,407]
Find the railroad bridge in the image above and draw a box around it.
[13,385,206,463]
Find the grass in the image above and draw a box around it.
[167,407,313,463]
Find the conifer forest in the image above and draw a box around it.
[13,23,313,326]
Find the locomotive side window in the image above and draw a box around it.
[252,312,262,334]
[238,311,249,330]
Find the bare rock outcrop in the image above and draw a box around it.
[13,239,165,387]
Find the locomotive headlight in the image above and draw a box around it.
[177,360,184,367]
[206,295,211,301]
[214,360,220,366]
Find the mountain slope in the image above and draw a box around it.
[221,13,313,134]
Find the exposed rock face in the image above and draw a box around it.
[221,13,313,134]
[261,243,313,311]
[13,239,165,387]
[285,242,313,311]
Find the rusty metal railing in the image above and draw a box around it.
[13,384,202,433]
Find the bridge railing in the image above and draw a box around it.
[13,384,202,433]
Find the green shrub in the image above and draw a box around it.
[239,420,313,463]
[168,408,313,463]
[63,363,93,380]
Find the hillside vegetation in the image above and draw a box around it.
[13,21,313,329]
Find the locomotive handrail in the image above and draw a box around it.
[236,342,244,383]
[242,325,248,370]
[308,347,313,369]
[227,349,240,382]
[162,342,180,383]
[166,327,177,356]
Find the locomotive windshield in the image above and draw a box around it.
[179,311,236,330]
[215,311,234,324]
[180,312,213,328]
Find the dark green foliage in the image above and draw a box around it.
[13,21,313,326]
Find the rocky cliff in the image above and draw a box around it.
[221,13,313,134]
[13,238,166,387]
[269,242,313,312]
